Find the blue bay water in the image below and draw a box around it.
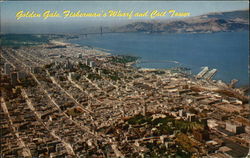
[69,32,249,86]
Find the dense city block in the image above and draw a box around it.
[1,42,249,157]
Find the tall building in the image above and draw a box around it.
[97,69,102,75]
[78,53,83,58]
[85,58,90,66]
[65,60,73,70]
[4,63,11,75]
[187,113,196,122]
[31,67,41,74]
[179,109,186,117]
[142,103,147,116]
[89,61,95,68]
[17,72,26,81]
[11,72,18,86]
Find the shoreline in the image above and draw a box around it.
[53,37,249,89]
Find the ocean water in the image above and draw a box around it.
[69,31,249,86]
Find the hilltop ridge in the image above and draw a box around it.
[112,9,249,34]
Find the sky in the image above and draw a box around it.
[0,1,249,33]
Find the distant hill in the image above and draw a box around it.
[112,9,249,34]
[202,10,249,21]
